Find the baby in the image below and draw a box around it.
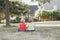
[26,20,35,31]
[18,21,26,32]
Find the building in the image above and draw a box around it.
[29,5,38,16]
[44,0,60,10]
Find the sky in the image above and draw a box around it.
[9,0,38,5]
[19,0,38,5]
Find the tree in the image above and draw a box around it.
[10,1,29,20]
[0,0,5,12]
[5,0,10,26]
[0,0,5,23]
[32,0,51,21]
[9,1,29,15]
[0,0,10,26]
[0,0,29,16]
[0,0,29,26]
[31,0,50,10]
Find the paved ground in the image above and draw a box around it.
[0,26,60,40]
[0,21,60,40]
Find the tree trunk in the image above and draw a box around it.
[5,0,10,26]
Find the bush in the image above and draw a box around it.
[11,17,21,23]
[38,10,60,21]
[33,18,39,22]
[52,11,60,20]
[15,17,21,23]
[42,11,52,16]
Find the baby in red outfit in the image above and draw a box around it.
[18,21,26,32]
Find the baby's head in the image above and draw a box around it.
[20,20,24,23]
[28,20,32,23]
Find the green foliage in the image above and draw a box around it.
[46,0,51,3]
[33,18,39,22]
[0,0,5,12]
[42,11,51,16]
[0,0,29,15]
[9,1,29,15]
[38,10,60,21]
[38,10,60,17]
[38,11,52,17]
[52,11,60,20]
[53,11,60,17]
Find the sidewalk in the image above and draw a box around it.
[1,21,60,27]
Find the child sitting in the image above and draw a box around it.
[18,21,26,32]
[26,20,35,31]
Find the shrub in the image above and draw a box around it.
[33,18,39,22]
[38,10,60,21]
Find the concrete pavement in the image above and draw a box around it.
[0,27,60,40]
[0,21,60,40]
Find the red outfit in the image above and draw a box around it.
[19,23,26,31]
